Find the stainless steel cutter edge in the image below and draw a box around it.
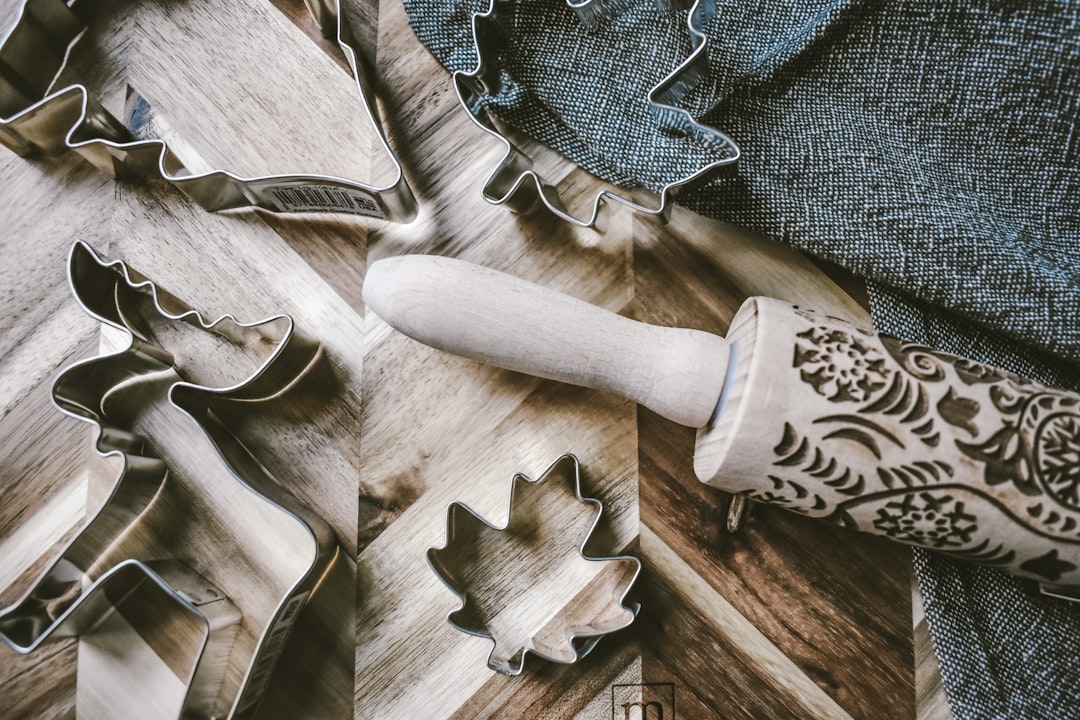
[453,0,739,229]
[0,241,338,720]
[647,0,736,159]
[427,452,641,675]
[566,0,643,28]
[2,558,247,715]
[0,0,417,222]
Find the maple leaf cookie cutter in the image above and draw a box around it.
[454,0,739,229]
[0,241,338,720]
[0,0,417,221]
[428,453,641,675]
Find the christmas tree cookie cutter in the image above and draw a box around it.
[428,453,640,675]
[0,0,417,221]
[454,0,739,229]
[0,241,338,719]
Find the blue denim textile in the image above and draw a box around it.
[403,0,1080,715]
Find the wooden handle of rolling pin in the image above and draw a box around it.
[363,254,730,428]
[364,255,1080,595]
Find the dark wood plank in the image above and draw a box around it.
[632,213,915,718]
[639,407,914,717]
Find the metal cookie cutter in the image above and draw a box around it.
[428,453,640,675]
[454,0,739,229]
[0,0,417,221]
[571,0,728,147]
[0,241,337,720]
[647,0,734,155]
[565,0,641,28]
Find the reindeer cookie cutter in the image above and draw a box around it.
[0,0,417,221]
[0,242,338,719]
[428,453,640,675]
[454,0,738,229]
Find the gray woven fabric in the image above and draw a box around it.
[403,0,1080,715]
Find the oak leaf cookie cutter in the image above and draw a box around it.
[428,453,640,675]
[0,241,338,720]
[454,0,739,229]
[0,0,417,221]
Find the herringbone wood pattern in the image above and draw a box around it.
[0,0,921,717]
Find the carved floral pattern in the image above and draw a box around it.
[1036,414,1080,510]
[956,389,1080,502]
[794,326,892,402]
[871,492,976,548]
[771,307,1080,584]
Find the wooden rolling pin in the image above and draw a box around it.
[364,254,1080,597]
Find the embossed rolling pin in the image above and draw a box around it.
[363,255,1080,598]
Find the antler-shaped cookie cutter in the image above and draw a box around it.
[0,0,417,221]
[428,453,640,675]
[0,241,338,720]
[454,0,739,229]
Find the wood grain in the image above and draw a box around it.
[0,0,947,717]
[0,0,118,701]
[629,217,915,718]
[1,0,366,715]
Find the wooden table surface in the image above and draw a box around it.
[0,0,948,717]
